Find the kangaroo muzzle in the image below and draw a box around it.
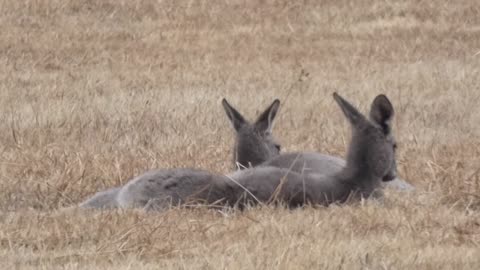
[382,168,397,182]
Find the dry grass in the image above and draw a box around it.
[0,0,479,269]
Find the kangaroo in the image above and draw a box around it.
[261,151,414,190]
[221,98,413,192]
[259,144,414,192]
[78,99,281,209]
[106,92,398,210]
[228,92,399,207]
[222,98,281,169]
[80,93,399,210]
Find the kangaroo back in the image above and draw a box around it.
[79,187,121,209]
[262,152,345,175]
[116,168,234,211]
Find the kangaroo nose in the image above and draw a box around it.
[382,170,396,182]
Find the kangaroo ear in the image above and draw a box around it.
[333,93,365,127]
[369,94,394,134]
[254,99,280,133]
[222,98,247,131]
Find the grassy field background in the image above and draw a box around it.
[1,0,480,269]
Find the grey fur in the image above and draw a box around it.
[117,168,234,210]
[79,100,282,209]
[228,92,400,207]
[78,93,409,210]
[220,97,413,192]
[259,96,414,191]
[262,153,414,191]
[80,169,234,210]
[262,152,345,175]
[222,98,281,169]
[79,187,121,209]
[80,92,401,210]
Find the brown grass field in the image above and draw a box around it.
[1,0,480,269]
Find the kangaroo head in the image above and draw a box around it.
[222,98,281,169]
[333,92,397,183]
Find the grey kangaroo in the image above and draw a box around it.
[89,92,398,210]
[223,98,414,191]
[221,99,343,174]
[228,92,399,207]
[79,99,282,209]
[222,98,281,169]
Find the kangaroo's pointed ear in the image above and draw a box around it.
[369,94,394,134]
[333,93,365,126]
[222,98,248,131]
[254,99,280,133]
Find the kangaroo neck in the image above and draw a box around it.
[338,135,375,185]
[336,157,379,184]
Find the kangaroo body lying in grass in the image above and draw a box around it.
[222,96,413,192]
[226,92,399,207]
[81,92,398,210]
[79,99,281,209]
[261,152,413,191]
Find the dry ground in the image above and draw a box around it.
[0,0,480,269]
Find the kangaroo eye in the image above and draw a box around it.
[393,143,398,150]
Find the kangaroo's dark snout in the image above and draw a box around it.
[382,170,396,182]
